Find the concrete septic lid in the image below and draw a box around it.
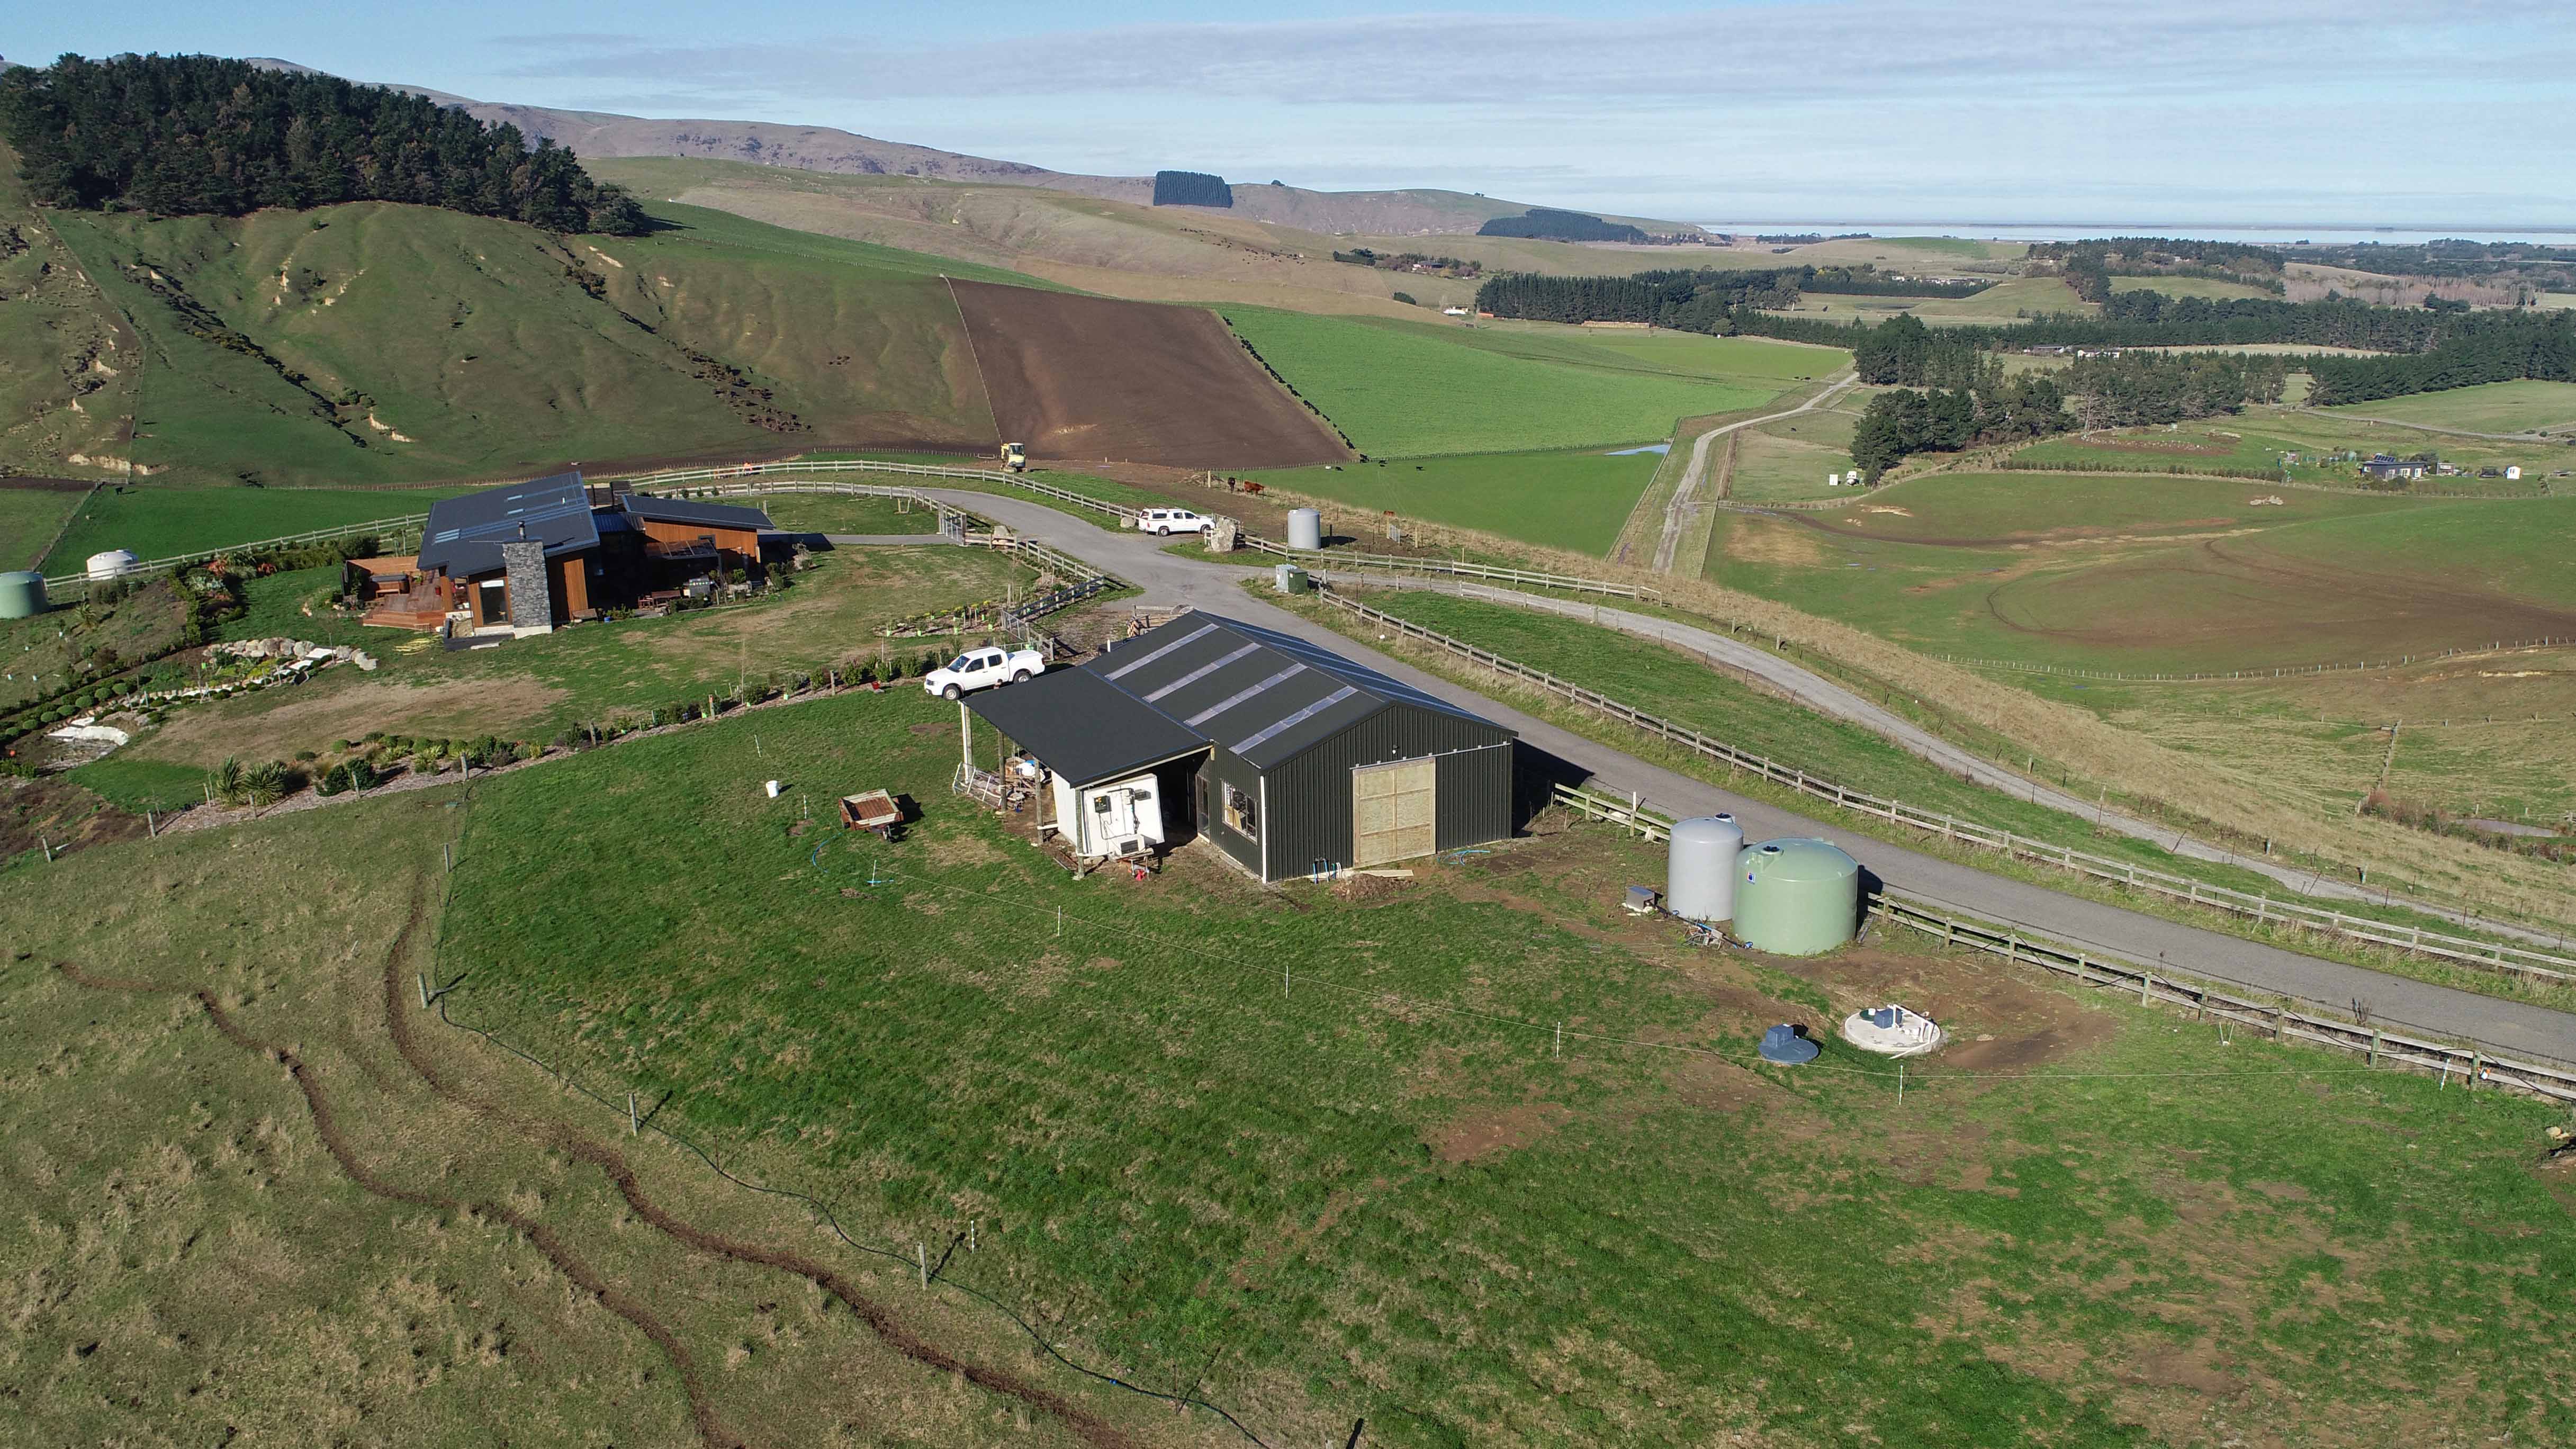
[1743,838,1859,883]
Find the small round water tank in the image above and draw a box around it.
[1286,508,1323,551]
[86,548,139,581]
[1734,838,1861,956]
[1665,813,1743,921]
[0,570,45,619]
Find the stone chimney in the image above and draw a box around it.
[499,539,553,633]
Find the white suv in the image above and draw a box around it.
[1138,507,1210,536]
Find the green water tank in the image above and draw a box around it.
[1734,838,1861,956]
[0,571,44,620]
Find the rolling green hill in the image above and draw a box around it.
[24,195,1031,488]
[0,145,136,477]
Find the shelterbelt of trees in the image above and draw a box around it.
[0,53,646,235]
[2036,237,2288,300]
[1471,264,1983,322]
[1850,364,2070,483]
[1476,262,2576,411]
[1841,321,2289,481]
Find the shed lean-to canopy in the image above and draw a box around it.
[619,495,778,532]
[963,668,1209,787]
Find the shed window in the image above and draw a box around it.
[1222,782,1258,836]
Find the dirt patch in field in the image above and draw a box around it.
[1432,1102,1573,1163]
[1768,945,2118,1074]
[2062,433,2238,457]
[949,280,1348,469]
[1723,514,1831,567]
[130,677,569,766]
[0,775,146,862]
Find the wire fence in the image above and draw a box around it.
[1935,637,2576,683]
[42,512,434,599]
[1548,783,2576,1095]
[392,732,2571,1449]
[1312,587,2576,982]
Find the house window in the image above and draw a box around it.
[1222,782,1258,837]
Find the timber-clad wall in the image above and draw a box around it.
[638,518,762,561]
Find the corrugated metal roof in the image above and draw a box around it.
[623,496,777,532]
[1083,610,1503,771]
[417,472,598,577]
[963,670,1209,786]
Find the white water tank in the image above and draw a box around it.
[1287,508,1323,551]
[1666,813,1744,922]
[86,548,138,581]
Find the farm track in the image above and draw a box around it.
[1341,575,2543,924]
[909,485,2576,1063]
[1650,373,1856,573]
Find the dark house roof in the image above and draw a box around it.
[971,610,1506,782]
[417,472,598,577]
[622,496,777,532]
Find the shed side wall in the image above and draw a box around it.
[1434,741,1514,852]
[1262,705,1512,879]
[1198,750,1264,877]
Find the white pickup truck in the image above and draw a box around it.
[923,645,1045,699]
[1137,507,1211,536]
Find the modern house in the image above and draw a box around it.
[2359,453,2428,482]
[966,610,1517,879]
[359,472,775,632]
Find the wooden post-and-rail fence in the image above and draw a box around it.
[1316,588,2576,986]
[1548,782,2576,1102]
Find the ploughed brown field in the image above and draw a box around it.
[949,280,1349,469]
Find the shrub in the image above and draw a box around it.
[1392,291,1417,305]
[209,756,245,805]
[318,758,379,796]
[239,761,290,806]
[292,749,318,763]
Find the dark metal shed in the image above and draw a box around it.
[972,610,1514,879]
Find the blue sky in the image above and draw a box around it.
[12,2,2574,228]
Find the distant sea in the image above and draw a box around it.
[1699,222,2576,246]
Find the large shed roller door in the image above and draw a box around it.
[1352,758,1437,867]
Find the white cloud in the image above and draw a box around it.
[493,3,2570,106]
[470,4,2576,225]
